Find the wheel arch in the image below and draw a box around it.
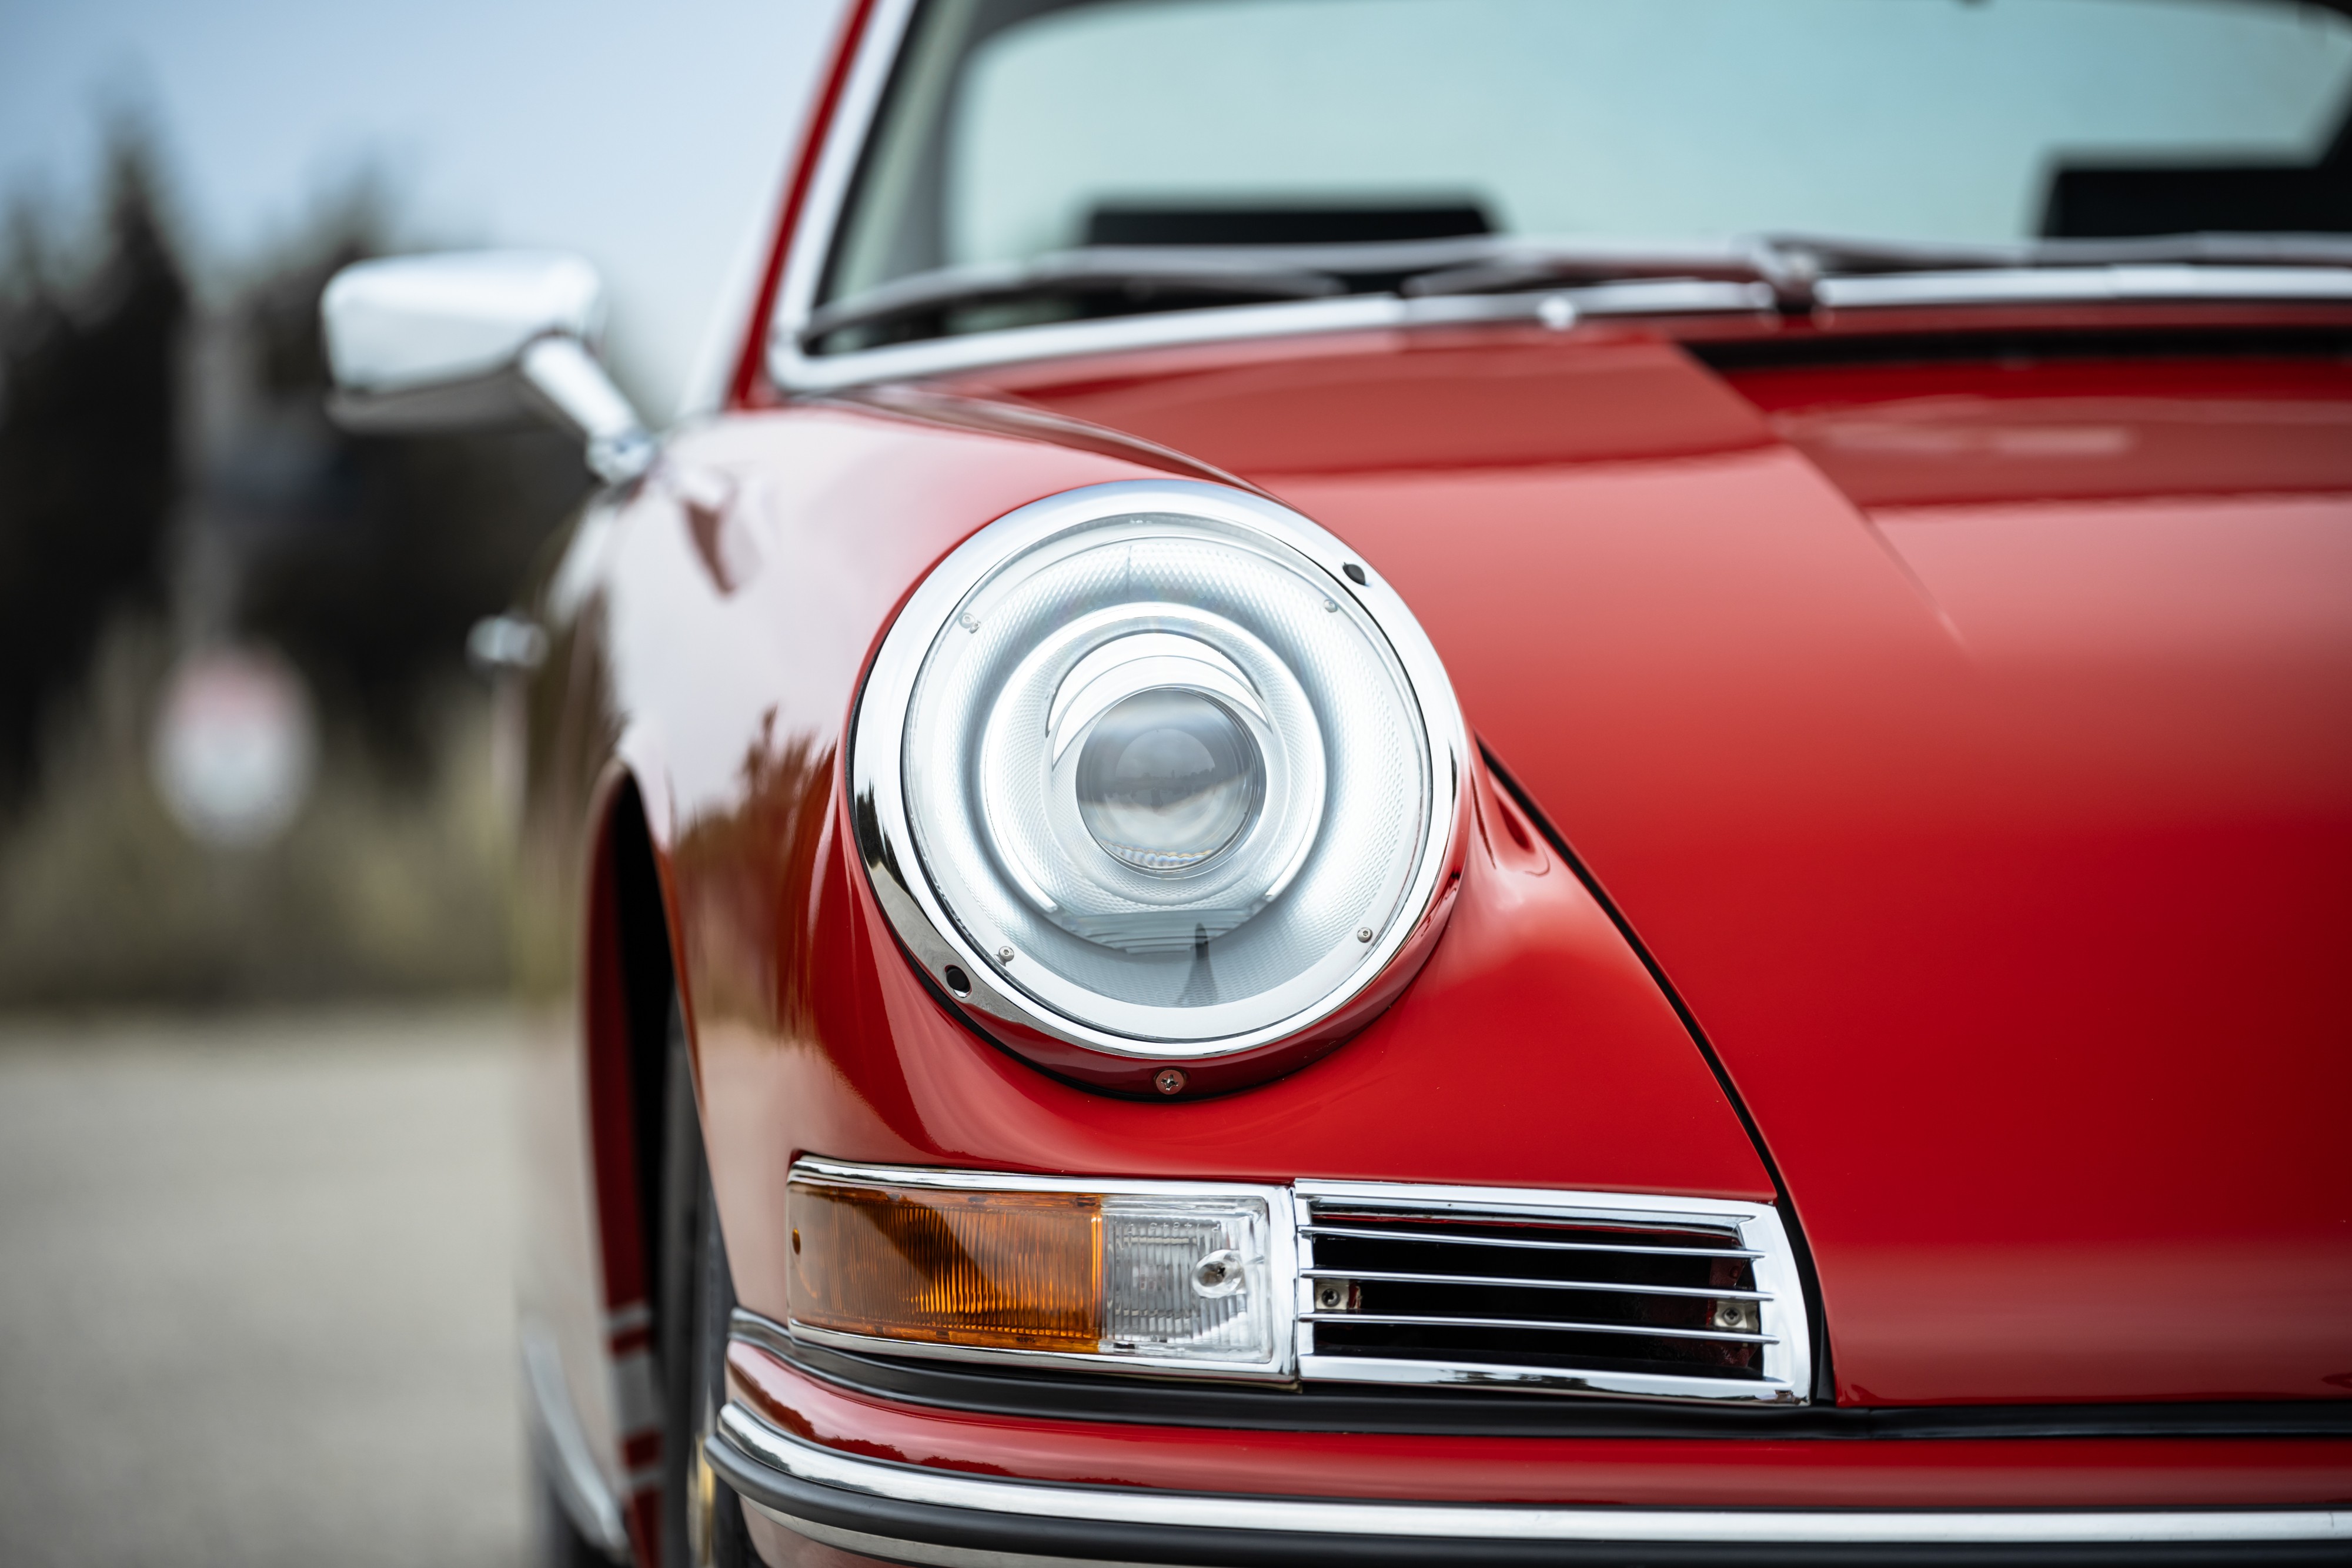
[582,762,690,1563]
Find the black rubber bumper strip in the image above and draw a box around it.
[705,1405,2352,1568]
[756,1322,2352,1443]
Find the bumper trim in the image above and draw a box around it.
[709,1400,2350,1566]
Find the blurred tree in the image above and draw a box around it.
[0,132,186,801]
[0,126,586,807]
[0,127,590,1001]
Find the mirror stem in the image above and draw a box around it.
[520,336,655,484]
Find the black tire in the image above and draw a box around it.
[656,998,754,1568]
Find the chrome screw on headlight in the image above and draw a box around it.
[853,480,1466,1084]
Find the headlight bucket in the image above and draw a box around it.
[852,480,1468,1095]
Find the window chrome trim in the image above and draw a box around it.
[714,1400,2351,1547]
[851,479,1469,1062]
[762,0,920,387]
[1818,265,2352,311]
[780,1158,1300,1381]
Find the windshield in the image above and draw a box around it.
[820,0,2352,322]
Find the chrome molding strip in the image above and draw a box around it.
[716,1401,2350,1547]
[731,1304,797,1363]
[520,1320,632,1559]
[783,295,1406,391]
[791,1155,1292,1200]
[1818,265,2352,310]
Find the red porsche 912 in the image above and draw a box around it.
[322,1,2352,1562]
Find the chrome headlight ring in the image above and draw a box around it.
[853,480,1468,1094]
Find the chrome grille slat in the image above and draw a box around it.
[1300,1312,1777,1345]
[1292,1181,1812,1406]
[1300,1268,1770,1302]
[1299,1224,1762,1259]
[1308,1204,1743,1236]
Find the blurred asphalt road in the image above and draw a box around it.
[0,1007,526,1568]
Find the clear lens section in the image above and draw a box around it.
[787,1172,1277,1369]
[1100,1196,1271,1358]
[1075,689,1264,874]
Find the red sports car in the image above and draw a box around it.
[324,1,2352,1562]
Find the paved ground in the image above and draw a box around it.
[0,1006,528,1568]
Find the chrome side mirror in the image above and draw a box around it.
[320,251,653,483]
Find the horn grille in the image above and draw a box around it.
[1294,1182,1810,1404]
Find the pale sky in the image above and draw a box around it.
[0,0,850,419]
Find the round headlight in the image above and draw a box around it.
[853,480,1466,1091]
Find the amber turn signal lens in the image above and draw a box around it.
[784,1165,1282,1370]
[788,1180,1104,1352]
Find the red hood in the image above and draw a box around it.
[953,320,2352,1406]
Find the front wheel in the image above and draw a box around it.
[656,1001,754,1568]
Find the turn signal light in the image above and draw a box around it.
[785,1161,1288,1376]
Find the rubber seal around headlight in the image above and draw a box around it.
[850,480,1470,1096]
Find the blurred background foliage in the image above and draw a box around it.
[0,125,587,1006]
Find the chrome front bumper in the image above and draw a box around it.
[707,1400,2351,1567]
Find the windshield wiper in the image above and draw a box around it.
[1398,231,2352,310]
[801,249,1350,350]
[807,230,2352,353]
[806,236,1825,350]
[1398,238,1800,301]
[1772,232,2352,310]
[1768,230,2352,275]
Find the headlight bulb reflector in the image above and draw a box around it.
[1074,687,1264,874]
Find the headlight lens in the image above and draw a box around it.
[855,480,1465,1075]
[1074,687,1264,873]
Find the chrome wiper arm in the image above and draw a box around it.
[1766,231,2352,311]
[801,249,1347,347]
[1400,238,1808,303]
[1399,231,2352,310]
[1768,230,2352,276]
